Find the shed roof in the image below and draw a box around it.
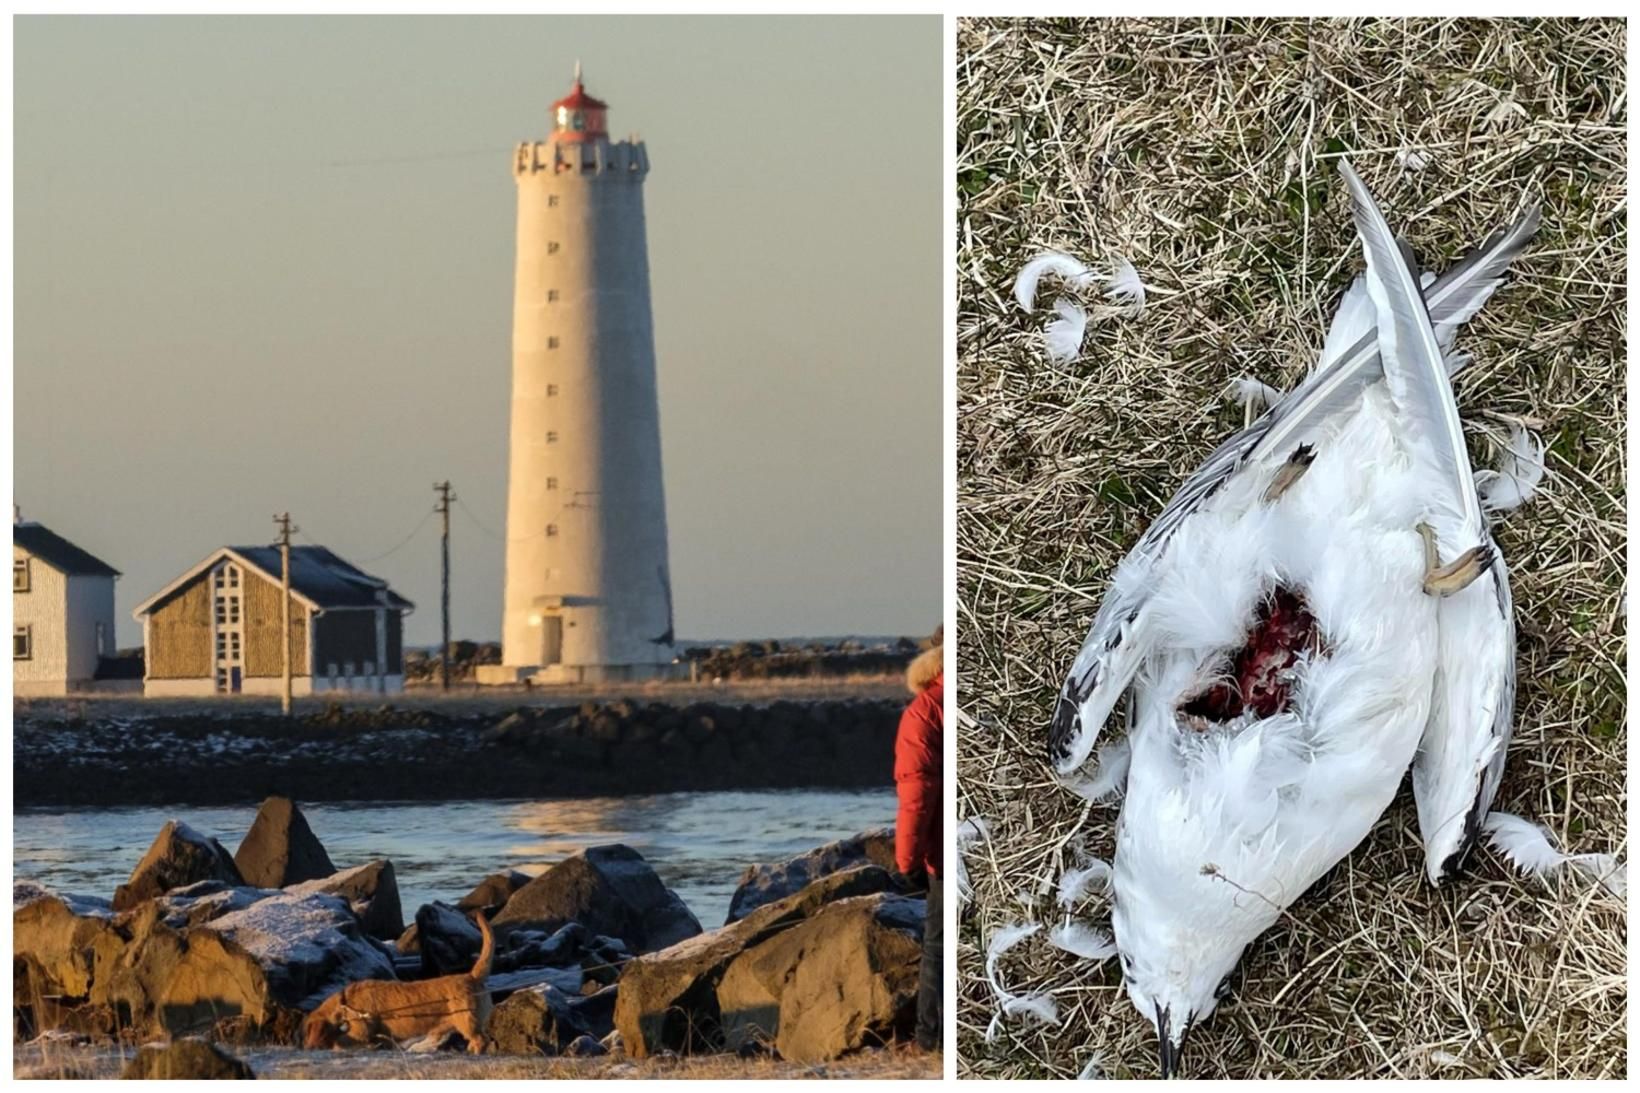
[133,544,413,618]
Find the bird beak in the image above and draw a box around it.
[1155,1004,1190,1079]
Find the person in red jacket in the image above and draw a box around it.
[895,636,944,1052]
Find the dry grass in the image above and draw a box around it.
[956,16,1625,1080]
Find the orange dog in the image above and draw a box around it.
[302,912,495,1052]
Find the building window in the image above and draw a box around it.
[546,431,559,444]
[547,289,559,302]
[547,194,559,207]
[547,241,560,254]
[546,524,559,538]
[363,661,375,677]
[547,337,560,350]
[13,558,29,592]
[343,662,355,678]
[546,384,559,397]
[545,477,559,490]
[96,622,106,658]
[14,625,32,660]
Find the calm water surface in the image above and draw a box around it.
[12,789,895,926]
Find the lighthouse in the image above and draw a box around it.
[485,68,676,684]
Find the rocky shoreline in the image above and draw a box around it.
[12,698,902,808]
[15,798,927,1074]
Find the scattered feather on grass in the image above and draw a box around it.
[1048,921,1119,961]
[1015,251,1096,313]
[1044,298,1089,362]
[1483,811,1626,899]
[1104,256,1147,314]
[1228,376,1284,414]
[1058,859,1114,907]
[1478,425,1549,512]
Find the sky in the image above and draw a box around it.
[12,15,943,648]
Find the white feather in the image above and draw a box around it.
[1341,160,1483,538]
[1058,858,1113,907]
[1077,1055,1107,1080]
[984,992,1061,1041]
[1482,811,1626,899]
[984,921,1041,995]
[1044,298,1089,362]
[1396,148,1432,171]
[1048,921,1118,961]
[1228,376,1283,413]
[1477,425,1548,512]
[1104,256,1146,314]
[1015,251,1095,313]
[1001,992,1060,1025]
[1059,739,1131,803]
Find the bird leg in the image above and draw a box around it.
[1261,444,1316,504]
[1416,522,1493,596]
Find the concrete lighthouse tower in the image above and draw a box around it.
[488,67,675,683]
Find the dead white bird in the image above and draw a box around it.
[1045,163,1538,1075]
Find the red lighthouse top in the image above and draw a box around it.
[551,63,608,143]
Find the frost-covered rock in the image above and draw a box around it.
[724,827,901,923]
[113,820,244,911]
[207,890,397,1011]
[288,859,403,941]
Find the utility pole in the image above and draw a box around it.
[274,512,297,716]
[434,482,455,691]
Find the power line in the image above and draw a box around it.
[296,508,437,565]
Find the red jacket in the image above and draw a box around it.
[894,663,943,877]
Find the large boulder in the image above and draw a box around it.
[90,901,284,1041]
[491,845,701,955]
[289,860,403,941]
[725,827,901,923]
[113,822,244,911]
[717,892,924,1061]
[206,890,397,1012]
[89,889,396,1041]
[613,863,899,1057]
[13,891,117,1000]
[147,881,277,930]
[232,796,336,888]
[411,901,483,976]
[486,981,616,1056]
[120,1036,256,1079]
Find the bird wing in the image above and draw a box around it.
[1339,159,1482,537]
[1339,159,1523,886]
[1413,560,1516,884]
[1047,205,1537,776]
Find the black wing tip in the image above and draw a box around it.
[1048,691,1081,764]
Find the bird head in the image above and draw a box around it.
[1114,885,1245,1079]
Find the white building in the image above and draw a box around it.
[481,69,678,685]
[13,520,121,697]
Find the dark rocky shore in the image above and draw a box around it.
[15,799,927,1074]
[12,698,901,808]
